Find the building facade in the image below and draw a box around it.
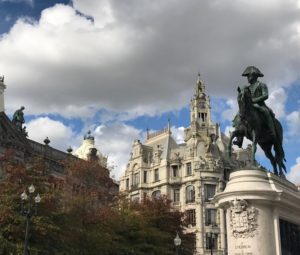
[119,75,251,254]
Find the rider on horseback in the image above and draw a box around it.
[233,66,276,147]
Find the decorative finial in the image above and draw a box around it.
[84,130,94,140]
[44,137,50,146]
[167,117,171,132]
[67,146,73,154]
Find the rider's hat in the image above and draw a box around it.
[242,66,264,77]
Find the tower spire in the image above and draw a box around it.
[167,117,171,132]
[0,75,6,112]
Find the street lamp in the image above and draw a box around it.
[20,184,41,255]
[209,232,216,255]
[174,232,181,255]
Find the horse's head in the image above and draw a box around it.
[237,86,252,118]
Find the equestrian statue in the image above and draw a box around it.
[227,66,286,177]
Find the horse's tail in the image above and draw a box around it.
[274,119,287,173]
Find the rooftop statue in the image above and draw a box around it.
[12,106,26,134]
[227,66,286,177]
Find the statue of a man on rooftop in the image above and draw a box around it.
[12,106,25,132]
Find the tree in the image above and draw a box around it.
[59,158,118,255]
[0,152,66,254]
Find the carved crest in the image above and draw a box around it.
[230,198,258,238]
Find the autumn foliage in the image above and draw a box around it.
[0,152,194,254]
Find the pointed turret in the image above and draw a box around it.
[190,73,211,127]
[0,76,6,112]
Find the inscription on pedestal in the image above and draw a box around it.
[230,198,258,238]
[234,242,253,255]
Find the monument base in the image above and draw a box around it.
[214,169,300,255]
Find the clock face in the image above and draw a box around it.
[199,102,205,108]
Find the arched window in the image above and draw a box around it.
[152,190,161,199]
[186,185,195,203]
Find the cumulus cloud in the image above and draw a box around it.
[1,0,300,119]
[93,122,143,179]
[287,157,300,185]
[171,126,185,144]
[266,87,287,118]
[221,99,238,122]
[286,110,300,137]
[26,117,77,150]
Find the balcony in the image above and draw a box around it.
[169,177,181,184]
[172,201,181,207]
[130,184,139,191]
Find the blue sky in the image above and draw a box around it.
[0,0,300,182]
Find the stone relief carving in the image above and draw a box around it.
[230,198,258,238]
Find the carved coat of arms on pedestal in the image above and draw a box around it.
[230,198,258,238]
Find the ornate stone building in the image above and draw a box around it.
[119,75,251,254]
[73,130,107,167]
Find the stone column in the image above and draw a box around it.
[214,169,300,255]
[219,208,226,251]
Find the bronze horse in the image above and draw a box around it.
[228,86,286,176]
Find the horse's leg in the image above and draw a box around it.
[227,131,236,158]
[260,143,278,175]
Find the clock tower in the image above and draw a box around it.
[190,73,212,127]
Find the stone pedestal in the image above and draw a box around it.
[214,169,300,255]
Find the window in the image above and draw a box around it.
[205,233,218,250]
[154,168,159,182]
[131,194,140,203]
[186,162,192,176]
[172,165,178,177]
[126,178,129,190]
[133,173,139,186]
[204,184,216,202]
[173,188,180,203]
[186,209,196,226]
[152,190,161,199]
[143,171,147,183]
[186,185,195,203]
[205,209,217,226]
[143,192,147,201]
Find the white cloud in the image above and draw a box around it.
[287,157,300,185]
[1,0,300,119]
[286,110,300,137]
[93,122,143,179]
[26,117,76,151]
[171,126,185,144]
[221,99,238,122]
[266,87,287,118]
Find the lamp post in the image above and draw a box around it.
[20,184,41,255]
[209,232,215,255]
[174,232,181,255]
